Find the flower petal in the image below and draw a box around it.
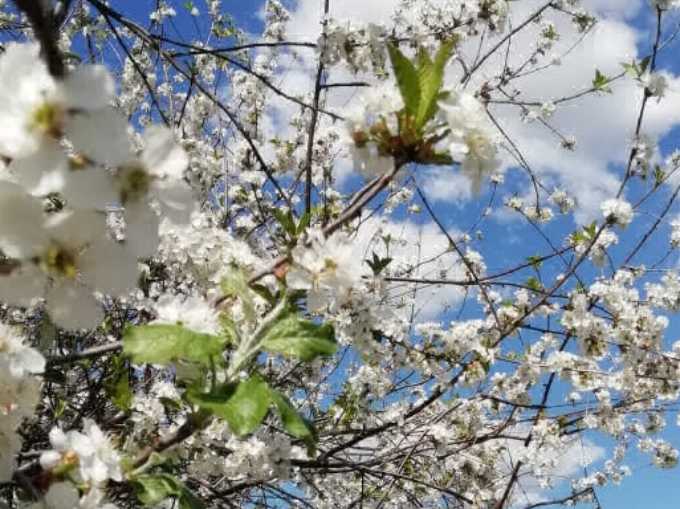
[141,125,188,179]
[65,107,132,167]
[79,239,139,295]
[61,65,115,110]
[45,282,103,330]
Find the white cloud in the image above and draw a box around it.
[459,3,680,221]
[281,0,680,222]
[353,214,467,321]
[497,430,605,507]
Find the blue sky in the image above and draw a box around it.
[104,1,680,506]
[8,0,680,506]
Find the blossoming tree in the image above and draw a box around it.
[1,0,680,507]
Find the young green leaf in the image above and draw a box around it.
[123,324,225,366]
[366,252,392,276]
[387,44,421,117]
[104,355,132,411]
[416,40,455,128]
[273,209,297,238]
[296,210,312,235]
[592,69,611,93]
[134,474,204,509]
[261,312,337,361]
[526,276,543,292]
[221,265,256,321]
[188,375,271,436]
[271,390,316,442]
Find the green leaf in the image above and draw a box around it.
[219,314,240,344]
[134,475,202,508]
[416,40,455,128]
[366,252,392,276]
[123,325,225,366]
[221,265,256,321]
[188,375,271,436]
[592,69,611,93]
[261,312,337,361]
[135,474,180,506]
[296,210,312,235]
[526,277,543,292]
[134,474,204,508]
[526,255,543,269]
[250,284,276,305]
[387,44,421,117]
[654,164,666,187]
[104,355,132,411]
[639,56,651,74]
[273,209,296,238]
[112,371,133,410]
[270,390,317,449]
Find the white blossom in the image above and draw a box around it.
[601,198,634,228]
[41,420,122,485]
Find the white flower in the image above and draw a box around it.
[0,208,139,330]
[286,229,365,312]
[601,198,634,228]
[0,182,49,259]
[651,0,680,10]
[440,89,500,193]
[541,102,556,118]
[29,483,79,509]
[41,420,122,485]
[346,83,403,134]
[0,418,22,482]
[0,322,45,377]
[153,293,221,335]
[671,218,680,247]
[28,482,118,509]
[0,43,126,161]
[641,72,668,100]
[550,188,575,214]
[6,143,118,209]
[115,126,193,258]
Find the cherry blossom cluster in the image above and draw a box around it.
[0,43,191,331]
[0,323,44,483]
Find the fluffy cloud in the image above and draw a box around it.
[282,0,680,221]
[353,214,467,321]
[501,432,605,507]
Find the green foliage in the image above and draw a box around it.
[111,369,133,411]
[273,209,312,244]
[592,69,612,93]
[123,324,225,366]
[571,221,598,244]
[387,44,421,118]
[416,40,456,129]
[526,276,543,292]
[333,386,362,426]
[388,40,456,132]
[261,311,337,361]
[270,390,316,451]
[621,56,651,79]
[188,374,320,445]
[221,265,257,321]
[105,356,132,411]
[134,474,204,509]
[365,252,393,276]
[654,164,666,187]
[187,375,271,436]
[526,255,543,269]
[273,209,297,238]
